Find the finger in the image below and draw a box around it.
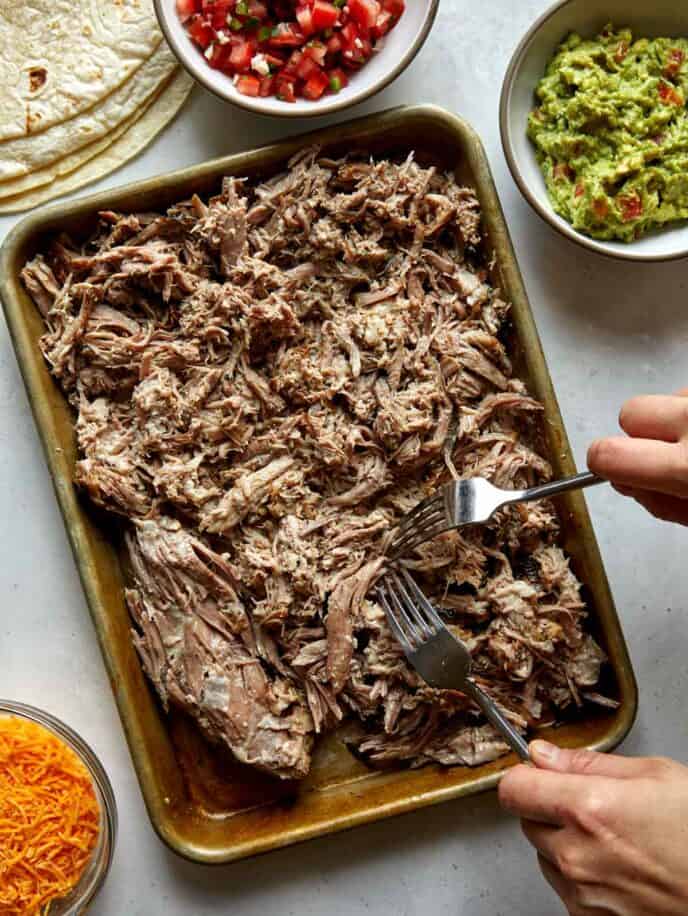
[611,482,635,496]
[631,489,688,526]
[538,855,612,916]
[523,820,620,889]
[539,852,567,891]
[619,395,688,442]
[538,855,580,912]
[499,765,603,825]
[610,483,688,524]
[674,387,688,397]
[530,741,657,779]
[522,819,564,864]
[587,437,688,498]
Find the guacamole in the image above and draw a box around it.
[528,26,688,242]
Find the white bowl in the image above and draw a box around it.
[500,0,688,262]
[155,0,438,118]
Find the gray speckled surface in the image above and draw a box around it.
[1,1,686,913]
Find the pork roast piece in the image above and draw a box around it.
[23,149,614,780]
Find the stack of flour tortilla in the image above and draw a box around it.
[0,0,194,213]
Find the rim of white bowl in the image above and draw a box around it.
[499,0,688,263]
[154,0,440,119]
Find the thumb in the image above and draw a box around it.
[530,740,647,779]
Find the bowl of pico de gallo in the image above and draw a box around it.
[155,0,438,116]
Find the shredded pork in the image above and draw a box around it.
[22,148,615,780]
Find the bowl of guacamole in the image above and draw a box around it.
[501,0,688,261]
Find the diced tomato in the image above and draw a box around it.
[283,49,303,74]
[348,0,379,30]
[272,0,293,18]
[229,38,255,70]
[248,0,269,17]
[209,1,232,28]
[275,76,296,101]
[658,80,683,105]
[592,198,609,220]
[259,74,275,95]
[340,20,370,61]
[552,162,574,181]
[303,40,327,65]
[269,22,305,45]
[340,21,358,47]
[371,9,393,38]
[263,51,287,67]
[311,0,339,30]
[664,48,685,79]
[613,40,628,63]
[327,66,348,91]
[302,69,330,98]
[326,33,342,53]
[188,16,215,48]
[178,0,403,101]
[296,54,319,79]
[236,74,261,96]
[574,182,584,198]
[382,0,404,17]
[342,34,371,65]
[208,41,232,68]
[296,5,315,36]
[176,0,201,23]
[618,192,643,222]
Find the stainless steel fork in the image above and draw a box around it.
[377,568,531,761]
[388,471,602,559]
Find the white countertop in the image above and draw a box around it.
[1,1,686,913]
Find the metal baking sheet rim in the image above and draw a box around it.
[0,104,638,864]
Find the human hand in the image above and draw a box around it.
[588,390,688,524]
[498,741,688,915]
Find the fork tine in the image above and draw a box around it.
[399,568,445,632]
[376,586,412,652]
[388,517,452,559]
[396,489,443,526]
[390,513,446,551]
[392,505,446,544]
[380,575,424,648]
[393,492,444,534]
[391,571,437,639]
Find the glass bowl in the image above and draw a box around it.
[0,700,117,914]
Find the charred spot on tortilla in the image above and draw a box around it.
[24,109,43,134]
[28,67,47,93]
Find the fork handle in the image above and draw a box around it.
[512,471,603,506]
[463,679,531,762]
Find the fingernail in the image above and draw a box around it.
[530,740,559,763]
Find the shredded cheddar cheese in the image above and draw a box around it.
[0,716,100,915]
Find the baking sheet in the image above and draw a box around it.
[0,105,637,864]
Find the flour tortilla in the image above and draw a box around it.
[0,65,190,202]
[0,42,178,182]
[0,0,162,142]
[0,118,134,201]
[0,68,194,213]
